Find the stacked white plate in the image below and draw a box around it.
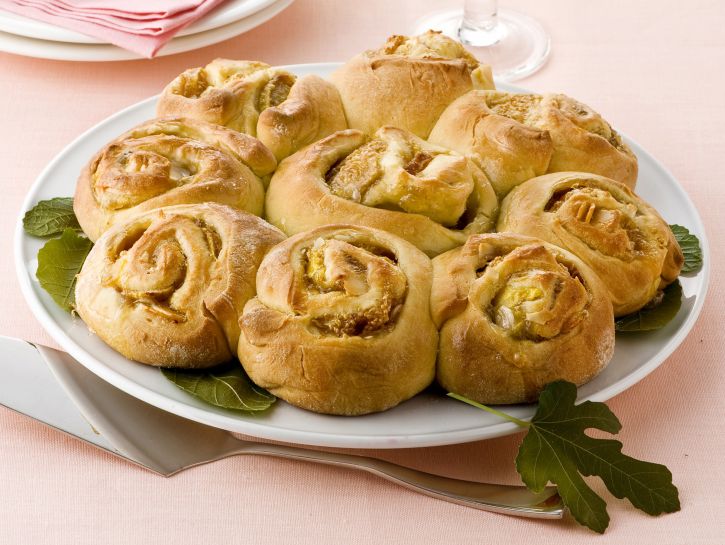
[0,0,294,61]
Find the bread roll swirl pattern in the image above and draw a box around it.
[497,172,683,316]
[158,59,348,161]
[75,204,285,368]
[330,30,494,139]
[431,233,615,404]
[265,127,498,257]
[429,90,638,195]
[378,31,494,89]
[299,238,407,336]
[238,225,438,415]
[542,93,636,185]
[74,118,274,241]
[158,59,296,134]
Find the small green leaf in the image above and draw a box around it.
[449,381,680,533]
[670,224,702,274]
[162,362,275,412]
[518,421,610,532]
[23,197,81,237]
[516,381,680,533]
[36,228,93,311]
[615,280,682,332]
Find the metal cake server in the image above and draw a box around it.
[0,336,563,519]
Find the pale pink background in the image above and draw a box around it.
[1,0,723,543]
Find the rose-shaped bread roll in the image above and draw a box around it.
[265,128,498,257]
[158,59,347,161]
[429,90,638,195]
[75,204,285,368]
[238,225,438,415]
[256,74,349,162]
[330,31,494,139]
[74,117,274,242]
[497,172,683,316]
[431,233,615,404]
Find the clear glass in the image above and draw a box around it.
[413,0,550,82]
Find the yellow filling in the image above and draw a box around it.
[493,285,544,338]
[302,239,406,336]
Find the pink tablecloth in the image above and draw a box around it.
[1,1,723,543]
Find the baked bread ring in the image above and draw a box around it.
[431,233,615,404]
[497,172,683,316]
[238,225,438,415]
[74,117,274,242]
[429,90,638,194]
[330,30,494,138]
[265,127,498,257]
[75,203,285,368]
[158,59,347,161]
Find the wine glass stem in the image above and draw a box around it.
[459,0,505,46]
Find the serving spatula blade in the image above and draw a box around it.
[0,335,563,519]
[0,336,121,458]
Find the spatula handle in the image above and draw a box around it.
[229,441,563,519]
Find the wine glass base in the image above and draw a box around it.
[413,8,550,82]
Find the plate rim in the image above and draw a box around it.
[14,62,711,448]
[0,0,293,62]
[0,0,282,44]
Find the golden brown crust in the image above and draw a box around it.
[264,127,498,257]
[429,91,553,196]
[256,75,348,161]
[536,94,638,187]
[429,90,638,195]
[431,233,615,404]
[497,172,683,316]
[157,59,296,135]
[158,61,348,161]
[75,204,285,368]
[330,31,494,139]
[238,225,438,415]
[74,117,274,242]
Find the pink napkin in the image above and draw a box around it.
[0,0,229,57]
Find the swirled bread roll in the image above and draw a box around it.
[238,225,438,415]
[74,117,274,242]
[497,172,683,316]
[256,74,349,161]
[265,128,498,257]
[429,91,553,196]
[330,31,494,138]
[75,204,285,368]
[158,59,347,160]
[431,233,615,404]
[429,90,638,195]
[158,59,294,133]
